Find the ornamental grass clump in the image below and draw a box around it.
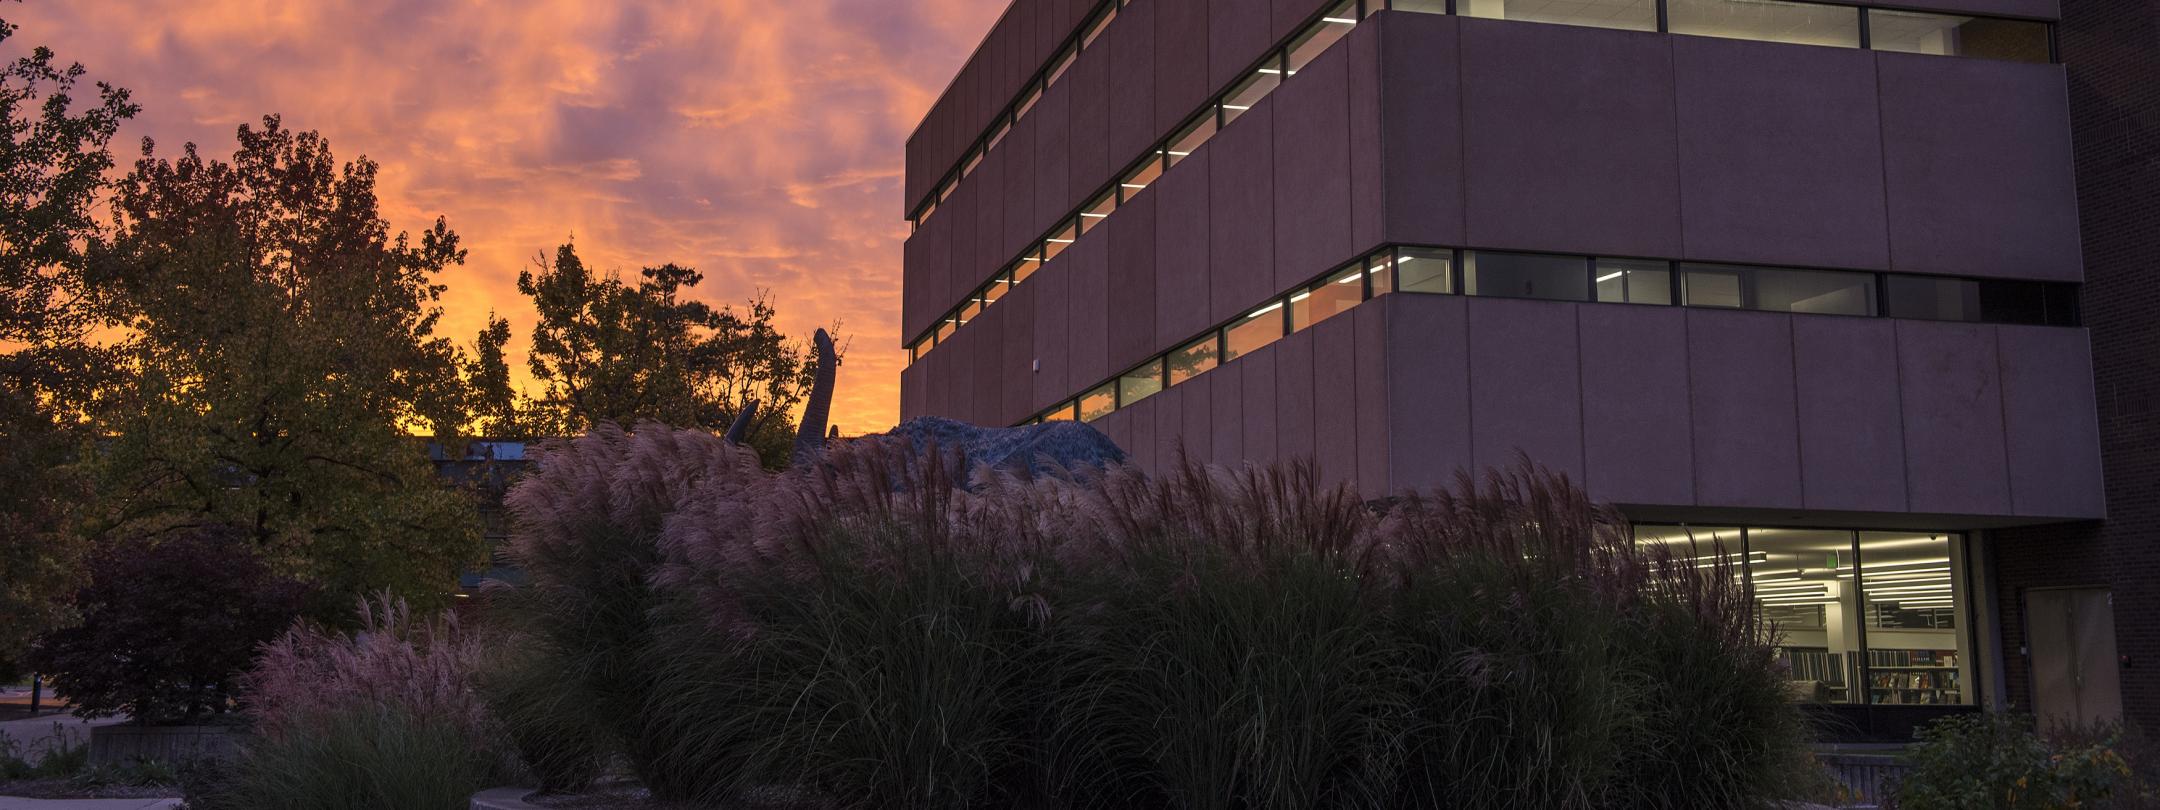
[204,596,505,810]
[490,423,1810,809]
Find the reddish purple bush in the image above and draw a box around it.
[29,526,309,724]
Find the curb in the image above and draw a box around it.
[470,787,540,810]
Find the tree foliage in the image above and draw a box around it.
[28,525,310,724]
[476,241,827,465]
[0,12,138,677]
[83,116,484,609]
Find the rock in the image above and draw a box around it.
[882,416,1126,479]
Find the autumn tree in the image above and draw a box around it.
[83,116,483,610]
[482,241,828,465]
[0,13,137,677]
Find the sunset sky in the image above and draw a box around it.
[4,0,1007,435]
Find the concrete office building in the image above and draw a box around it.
[898,0,2139,740]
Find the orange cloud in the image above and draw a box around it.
[6,0,1006,436]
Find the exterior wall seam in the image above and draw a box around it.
[1993,325,2023,513]
[1893,308,1918,513]
[1574,304,1592,493]
[1785,313,1810,508]
[1666,36,1690,259]
[1676,311,1693,507]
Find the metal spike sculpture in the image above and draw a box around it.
[791,328,838,467]
[723,399,758,445]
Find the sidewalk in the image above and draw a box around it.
[0,800,179,809]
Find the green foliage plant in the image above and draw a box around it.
[0,8,138,677]
[1897,713,2136,809]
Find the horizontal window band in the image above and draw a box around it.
[992,244,2079,425]
[908,0,2056,361]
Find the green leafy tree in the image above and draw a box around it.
[483,241,828,464]
[0,12,137,676]
[83,116,483,611]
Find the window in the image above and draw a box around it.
[913,200,935,230]
[1047,44,1078,87]
[1224,302,1285,361]
[1287,2,1357,74]
[1292,265,1365,331]
[1667,0,1861,48]
[1464,251,1591,301]
[1459,0,1656,32]
[1013,251,1043,284]
[1595,258,1672,305]
[956,298,980,326]
[1167,113,1217,168]
[1167,334,1218,385]
[1043,220,1079,261]
[937,175,957,204]
[1016,82,1043,121]
[1682,264,1877,316]
[986,115,1012,152]
[1083,5,1117,48]
[908,336,930,363]
[1635,524,1976,707]
[1858,532,1971,706]
[1389,247,1454,294]
[935,318,956,343]
[1042,401,1077,422]
[1119,157,1163,200]
[1884,275,1983,323]
[1119,359,1166,406]
[1392,0,1449,12]
[980,272,1012,306]
[1748,528,1865,705]
[1079,382,1117,422]
[1867,10,2049,63]
[962,146,982,178]
[1079,191,1117,234]
[1366,252,1394,296]
[1220,68,1281,127]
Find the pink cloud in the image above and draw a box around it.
[5,0,1006,436]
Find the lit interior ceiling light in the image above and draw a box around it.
[1323,16,1357,23]
[1291,291,1312,302]
[1252,301,1283,315]
[1597,272,1624,282]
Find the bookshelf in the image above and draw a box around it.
[1866,649,1962,705]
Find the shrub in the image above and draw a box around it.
[1896,713,2135,809]
[209,596,504,810]
[28,526,308,723]
[475,636,605,793]
[492,425,1810,808]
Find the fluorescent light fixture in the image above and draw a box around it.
[1223,104,1252,111]
[1597,271,1624,283]
[1323,16,1357,23]
[1251,302,1283,315]
[1290,291,1312,302]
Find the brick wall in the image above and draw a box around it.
[1990,0,2160,728]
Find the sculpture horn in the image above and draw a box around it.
[724,399,758,445]
[791,328,838,467]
